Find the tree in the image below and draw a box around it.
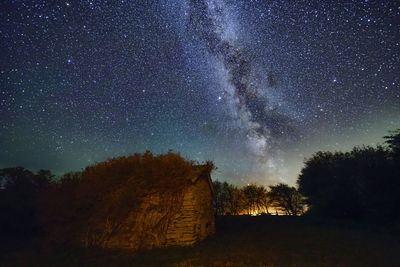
[267,183,304,216]
[213,181,225,215]
[0,167,53,238]
[384,128,400,159]
[298,130,400,221]
[241,184,268,215]
[213,181,243,215]
[224,184,243,215]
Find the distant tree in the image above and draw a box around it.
[225,184,244,215]
[213,181,226,215]
[267,183,304,216]
[382,129,400,218]
[213,181,243,215]
[241,184,268,215]
[384,128,400,159]
[0,167,53,239]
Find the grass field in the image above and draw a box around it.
[2,216,400,267]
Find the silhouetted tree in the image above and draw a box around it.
[298,129,400,221]
[267,183,304,216]
[0,167,53,239]
[213,181,226,215]
[214,182,271,215]
[384,129,400,160]
[213,181,243,215]
[225,184,244,215]
[241,184,268,215]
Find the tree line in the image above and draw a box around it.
[0,168,53,239]
[1,129,399,242]
[213,181,304,216]
[214,128,400,221]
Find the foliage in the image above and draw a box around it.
[213,181,303,215]
[267,183,304,216]
[241,184,268,215]
[0,167,53,239]
[384,128,400,159]
[298,129,400,221]
[39,151,214,246]
[213,181,241,215]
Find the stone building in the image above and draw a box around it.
[99,164,215,251]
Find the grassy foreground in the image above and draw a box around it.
[2,216,399,267]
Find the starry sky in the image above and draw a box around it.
[1,0,399,185]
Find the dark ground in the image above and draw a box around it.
[1,216,400,267]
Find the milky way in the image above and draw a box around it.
[187,0,297,165]
[183,0,302,182]
[1,1,399,185]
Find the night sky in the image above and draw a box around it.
[1,0,399,185]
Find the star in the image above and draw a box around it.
[0,0,398,186]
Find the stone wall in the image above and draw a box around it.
[166,177,214,245]
[98,176,214,251]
